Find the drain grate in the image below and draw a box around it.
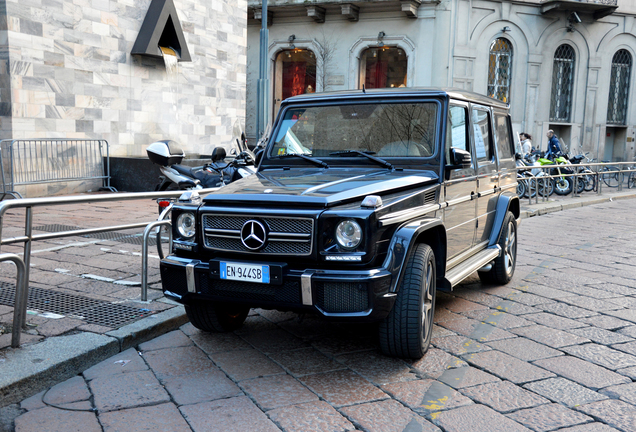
[0,283,154,328]
[28,292,104,316]
[0,282,54,303]
[33,224,158,245]
[76,303,152,328]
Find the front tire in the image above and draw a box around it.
[379,243,436,359]
[185,302,249,332]
[479,211,517,285]
[553,177,573,195]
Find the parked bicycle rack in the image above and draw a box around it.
[516,160,636,205]
[0,188,216,347]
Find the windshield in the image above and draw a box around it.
[270,102,438,159]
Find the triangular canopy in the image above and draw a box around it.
[131,0,191,62]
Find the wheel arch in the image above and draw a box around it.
[488,192,520,247]
[383,217,447,294]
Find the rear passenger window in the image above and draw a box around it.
[472,108,493,162]
[446,106,469,164]
[494,113,514,160]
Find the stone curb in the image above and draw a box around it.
[0,305,187,407]
[520,192,636,219]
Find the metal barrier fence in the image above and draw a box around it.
[0,188,216,348]
[516,160,636,205]
[0,139,117,199]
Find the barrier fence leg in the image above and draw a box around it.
[20,207,33,329]
[10,255,27,348]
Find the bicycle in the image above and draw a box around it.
[626,157,636,189]
[600,161,621,188]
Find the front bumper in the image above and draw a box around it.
[160,256,395,321]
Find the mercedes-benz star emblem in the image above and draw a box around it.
[240,220,267,250]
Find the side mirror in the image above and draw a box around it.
[211,147,226,162]
[450,148,472,169]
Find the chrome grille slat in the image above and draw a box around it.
[202,214,314,255]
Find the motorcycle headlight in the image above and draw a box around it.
[176,212,196,238]
[335,220,362,250]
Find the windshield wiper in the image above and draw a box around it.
[330,150,394,170]
[278,153,329,169]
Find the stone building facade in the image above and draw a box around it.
[1,0,247,192]
[247,0,636,162]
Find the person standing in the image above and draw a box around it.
[545,130,562,160]
[520,133,533,155]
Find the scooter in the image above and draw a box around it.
[146,122,258,191]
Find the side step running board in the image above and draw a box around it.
[444,245,501,289]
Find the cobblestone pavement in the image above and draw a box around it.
[5,198,636,431]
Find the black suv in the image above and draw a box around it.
[160,88,520,359]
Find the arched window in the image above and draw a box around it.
[550,44,576,122]
[607,49,632,125]
[487,38,513,103]
[359,47,407,89]
[273,49,316,116]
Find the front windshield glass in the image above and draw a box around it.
[270,102,438,159]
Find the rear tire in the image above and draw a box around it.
[516,178,526,198]
[537,177,554,197]
[479,212,517,285]
[379,243,436,359]
[583,173,596,191]
[185,302,249,332]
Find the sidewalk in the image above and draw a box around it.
[1,188,635,409]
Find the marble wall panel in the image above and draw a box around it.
[1,0,247,161]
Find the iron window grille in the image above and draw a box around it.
[550,45,576,122]
[487,38,513,103]
[607,49,632,125]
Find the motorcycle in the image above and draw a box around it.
[537,153,585,195]
[146,122,257,192]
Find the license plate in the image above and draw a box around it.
[220,262,270,284]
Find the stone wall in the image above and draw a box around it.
[0,0,247,161]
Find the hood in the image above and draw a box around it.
[202,168,438,208]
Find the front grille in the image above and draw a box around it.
[315,282,369,313]
[198,274,301,304]
[202,214,314,256]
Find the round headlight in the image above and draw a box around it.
[335,220,362,250]
[176,212,196,238]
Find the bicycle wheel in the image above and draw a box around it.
[629,171,636,189]
[582,172,596,192]
[601,167,620,187]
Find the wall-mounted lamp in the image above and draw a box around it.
[566,12,581,32]
[502,26,510,33]
[288,34,296,49]
[377,31,386,47]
